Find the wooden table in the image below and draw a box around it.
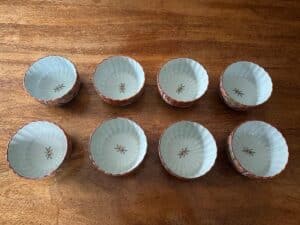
[1,1,299,224]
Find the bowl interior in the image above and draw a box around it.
[232,121,288,177]
[24,56,77,101]
[222,61,272,106]
[159,121,217,178]
[90,118,147,175]
[7,121,68,179]
[94,56,144,100]
[158,58,208,102]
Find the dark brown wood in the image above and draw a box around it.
[0,1,299,224]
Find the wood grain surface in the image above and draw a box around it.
[0,0,299,224]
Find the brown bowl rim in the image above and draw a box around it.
[6,120,71,180]
[23,55,80,105]
[227,120,289,179]
[157,58,209,108]
[219,61,273,110]
[92,55,145,106]
[158,120,217,180]
[88,117,148,176]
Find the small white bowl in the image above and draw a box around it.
[220,61,272,110]
[228,121,288,178]
[93,56,145,106]
[7,121,70,179]
[89,118,147,176]
[157,58,209,108]
[159,121,217,179]
[24,56,80,105]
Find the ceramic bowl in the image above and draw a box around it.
[24,55,80,105]
[93,56,145,106]
[157,58,209,108]
[7,121,71,179]
[159,121,217,179]
[228,121,288,178]
[220,61,272,110]
[89,118,147,175]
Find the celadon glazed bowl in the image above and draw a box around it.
[89,118,147,175]
[7,121,71,179]
[93,56,145,106]
[159,121,217,179]
[157,58,209,108]
[220,61,272,111]
[24,55,80,105]
[228,121,288,178]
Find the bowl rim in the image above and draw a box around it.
[220,61,273,108]
[88,117,148,176]
[158,120,217,179]
[6,120,70,180]
[92,55,145,104]
[157,58,209,105]
[227,120,289,179]
[23,55,79,103]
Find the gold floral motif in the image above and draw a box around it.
[178,147,189,158]
[176,83,185,94]
[54,84,65,92]
[115,144,127,154]
[45,146,53,159]
[233,88,244,97]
